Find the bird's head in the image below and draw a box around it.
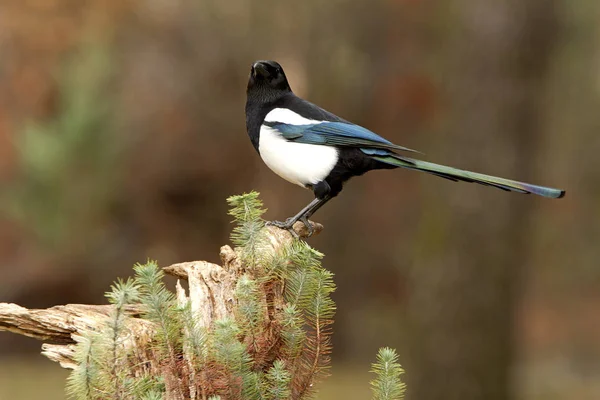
[247,60,291,99]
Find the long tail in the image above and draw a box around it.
[371,154,565,199]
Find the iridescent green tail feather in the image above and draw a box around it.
[372,155,565,199]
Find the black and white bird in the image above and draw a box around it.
[245,60,565,236]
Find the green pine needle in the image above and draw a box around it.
[235,274,263,334]
[281,304,305,358]
[133,260,181,355]
[280,240,335,398]
[133,260,168,298]
[227,192,268,267]
[124,375,165,399]
[134,260,184,398]
[105,277,140,306]
[103,277,140,399]
[181,303,208,365]
[306,268,336,322]
[227,192,266,246]
[242,371,267,400]
[284,250,335,325]
[66,334,99,400]
[370,347,406,400]
[227,192,266,225]
[265,360,292,400]
[286,240,323,270]
[139,390,164,400]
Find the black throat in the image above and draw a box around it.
[245,98,270,152]
[245,88,289,152]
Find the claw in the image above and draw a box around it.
[266,220,289,229]
[287,227,300,239]
[266,219,300,238]
[298,216,314,237]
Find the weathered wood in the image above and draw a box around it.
[0,222,321,370]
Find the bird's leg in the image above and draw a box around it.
[267,197,321,235]
[297,195,331,233]
[267,196,331,237]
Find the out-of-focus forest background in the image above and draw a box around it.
[0,0,597,399]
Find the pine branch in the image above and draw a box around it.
[293,268,336,398]
[370,347,406,400]
[66,334,98,400]
[134,261,185,399]
[280,305,305,360]
[281,241,336,399]
[227,192,268,269]
[265,360,292,400]
[105,278,140,399]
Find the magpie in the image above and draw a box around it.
[245,60,565,237]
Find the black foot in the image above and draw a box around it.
[266,218,299,238]
[266,216,314,238]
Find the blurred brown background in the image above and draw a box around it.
[0,0,597,399]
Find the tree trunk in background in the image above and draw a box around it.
[407,1,559,400]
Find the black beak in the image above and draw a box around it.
[252,62,269,78]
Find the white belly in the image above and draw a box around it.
[259,125,338,187]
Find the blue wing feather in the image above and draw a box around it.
[265,121,419,153]
[359,148,393,156]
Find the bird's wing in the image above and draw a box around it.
[264,121,420,154]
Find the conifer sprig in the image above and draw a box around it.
[105,278,140,399]
[280,240,336,398]
[235,274,262,334]
[139,390,164,400]
[265,360,292,400]
[133,261,181,356]
[280,305,305,359]
[66,334,99,400]
[134,261,184,398]
[180,303,208,362]
[211,318,254,398]
[227,192,267,267]
[242,372,267,400]
[370,347,406,400]
[181,303,208,399]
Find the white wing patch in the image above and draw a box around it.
[263,108,321,125]
[259,109,338,187]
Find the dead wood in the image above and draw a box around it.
[0,221,322,371]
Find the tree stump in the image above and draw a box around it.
[0,221,325,399]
